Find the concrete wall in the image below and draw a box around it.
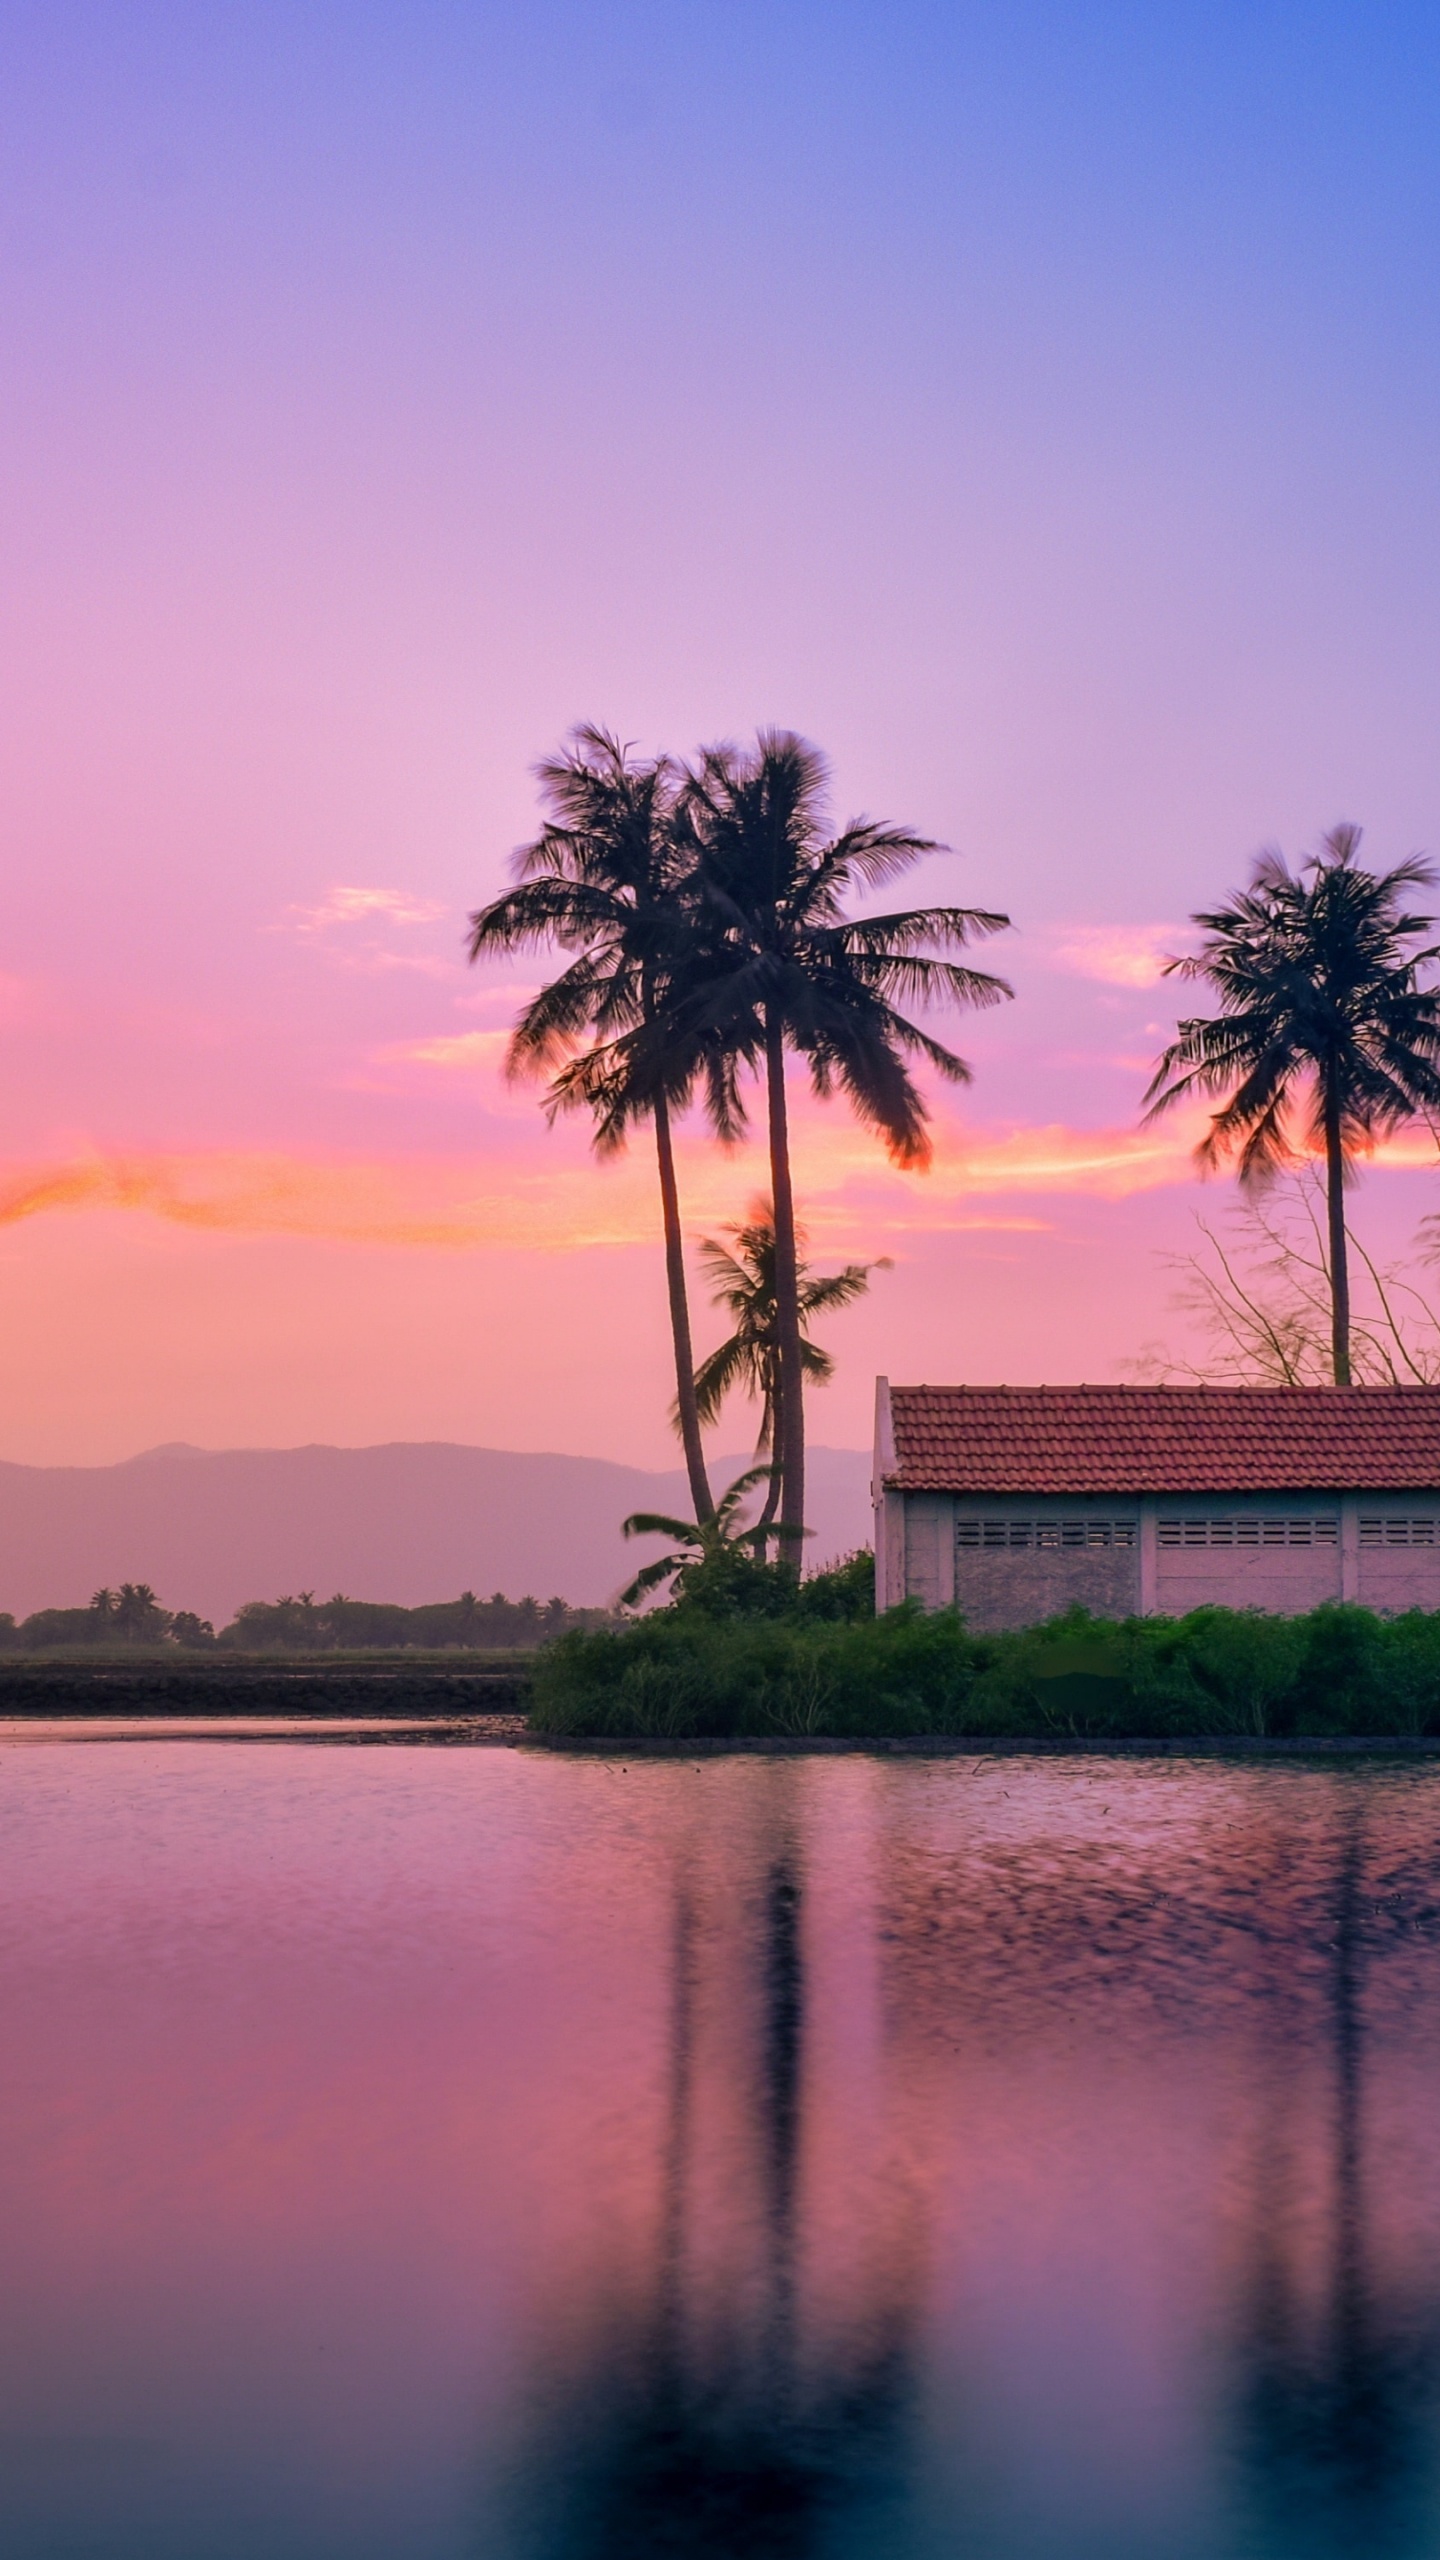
[1151,1498,1342,1617]
[940,1497,1142,1631]
[901,1491,1440,1629]
[1356,1510,1440,1613]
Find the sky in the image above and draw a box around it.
[2,0,1440,1467]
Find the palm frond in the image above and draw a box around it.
[621,1510,698,1543]
[618,1554,686,1608]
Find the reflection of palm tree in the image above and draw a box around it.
[1232,1793,1440,2556]
[519,1841,917,2558]
[685,1203,885,1560]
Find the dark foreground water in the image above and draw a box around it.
[3,1734,1440,2559]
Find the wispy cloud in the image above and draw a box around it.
[2,1106,1431,1259]
[383,1030,511,1071]
[1038,923,1187,988]
[285,885,446,933]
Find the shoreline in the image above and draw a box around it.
[0,1662,530,1715]
[8,1715,1440,1757]
[526,1731,1440,1756]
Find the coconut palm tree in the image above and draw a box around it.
[677,732,1012,1565]
[1144,826,1440,1385]
[468,728,721,1520]
[618,1464,778,1608]
[684,1199,887,1560]
[111,1583,168,1642]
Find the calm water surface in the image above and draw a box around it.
[3,1734,1440,2558]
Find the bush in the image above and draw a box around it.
[529,1588,1440,1741]
[531,1604,988,1739]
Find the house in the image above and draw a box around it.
[872,1379,1440,1628]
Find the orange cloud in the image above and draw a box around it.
[0,1103,1430,1259]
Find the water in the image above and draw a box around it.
[3,1732,1440,2558]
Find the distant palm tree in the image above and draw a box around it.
[111,1583,167,1642]
[685,1200,887,1559]
[1144,826,1440,1384]
[619,1465,778,1608]
[469,728,724,1521]
[678,732,1012,1563]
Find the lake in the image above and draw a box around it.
[2,1730,1439,2558]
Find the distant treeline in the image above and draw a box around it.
[0,1583,615,1654]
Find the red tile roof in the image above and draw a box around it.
[882,1384,1440,1494]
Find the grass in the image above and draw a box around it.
[528,1598,1440,1742]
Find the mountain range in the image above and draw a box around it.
[0,1442,874,1625]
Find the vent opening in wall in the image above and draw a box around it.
[1359,1517,1440,1548]
[957,1519,1136,1551]
[1157,1516,1338,1549]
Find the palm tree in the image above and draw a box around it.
[1144,826,1440,1385]
[468,728,721,1520]
[619,1465,778,1608]
[677,732,1012,1565]
[111,1583,167,1642]
[685,1199,887,1559]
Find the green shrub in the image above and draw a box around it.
[528,1589,1440,1741]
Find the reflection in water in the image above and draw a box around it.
[5,1747,1440,2556]
[1232,1803,1440,2557]
[521,1847,914,2558]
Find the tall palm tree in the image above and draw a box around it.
[468,728,718,1520]
[1144,826,1440,1386]
[678,732,1012,1566]
[685,1199,887,1558]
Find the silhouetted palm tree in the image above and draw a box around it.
[1145,827,1440,1384]
[469,728,722,1519]
[685,1199,887,1559]
[679,733,1011,1563]
[112,1583,167,1641]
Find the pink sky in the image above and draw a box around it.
[2,7,1439,1465]
[2,880,1438,1467]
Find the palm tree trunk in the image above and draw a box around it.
[753,1380,783,1564]
[765,1009,806,1572]
[654,1090,714,1520]
[1323,1080,1352,1387]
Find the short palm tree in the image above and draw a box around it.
[685,1199,887,1558]
[618,1464,778,1608]
[1144,826,1440,1384]
[678,732,1012,1564]
[468,728,718,1520]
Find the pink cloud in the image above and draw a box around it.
[1038,923,1187,988]
[384,1030,512,1072]
[284,885,447,933]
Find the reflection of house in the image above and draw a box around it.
[873,1381,1440,1628]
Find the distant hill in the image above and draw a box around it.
[0,1442,873,1625]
